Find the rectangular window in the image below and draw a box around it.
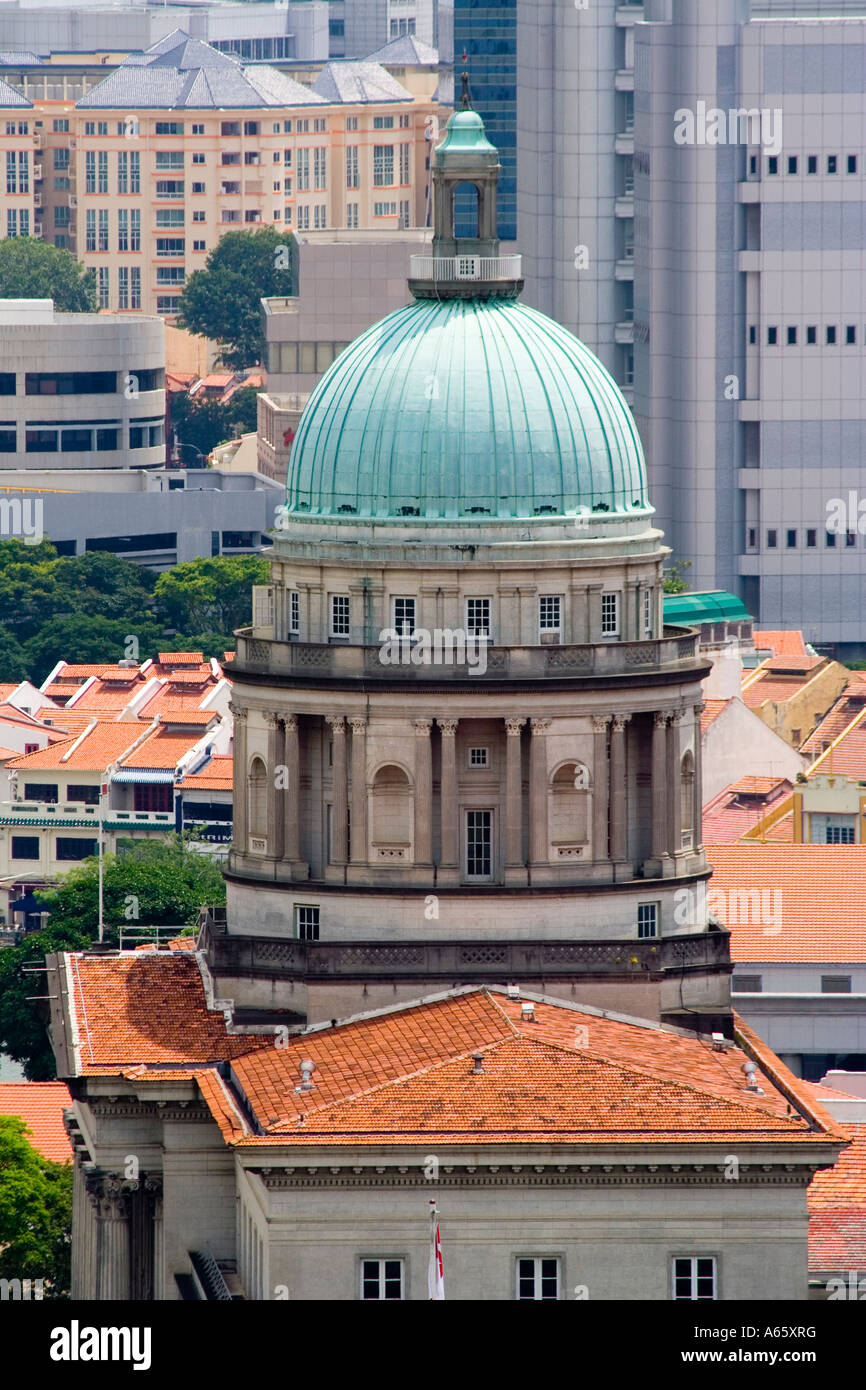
[133,783,172,813]
[826,825,855,844]
[392,596,416,635]
[373,202,397,217]
[289,590,300,635]
[465,597,491,638]
[130,151,140,194]
[787,155,797,174]
[643,588,652,637]
[767,155,778,175]
[53,148,70,172]
[296,148,309,191]
[748,325,756,345]
[85,208,96,253]
[827,325,837,345]
[130,267,140,310]
[23,782,59,802]
[732,974,763,993]
[155,151,184,170]
[156,296,180,316]
[193,240,206,252]
[297,205,309,231]
[806,325,817,344]
[330,594,350,637]
[848,155,857,174]
[11,836,39,860]
[18,150,28,193]
[118,266,128,310]
[156,237,184,258]
[846,325,857,345]
[191,182,205,195]
[56,838,98,861]
[98,265,109,308]
[399,143,409,184]
[767,326,778,345]
[84,150,94,193]
[601,592,620,637]
[97,151,107,193]
[53,119,69,133]
[373,145,394,186]
[346,203,358,229]
[118,207,128,252]
[767,529,777,548]
[821,975,852,992]
[672,1257,716,1301]
[346,146,359,189]
[516,1258,560,1301]
[192,123,204,136]
[360,1258,403,1300]
[117,150,128,194]
[156,209,184,228]
[313,147,326,190]
[466,809,493,880]
[468,747,488,768]
[807,155,817,174]
[373,116,394,130]
[826,529,837,548]
[313,204,326,229]
[539,594,562,639]
[786,529,797,548]
[192,152,205,165]
[828,155,838,174]
[294,905,319,941]
[98,208,108,252]
[786,326,797,345]
[637,903,658,939]
[155,121,183,135]
[156,267,185,285]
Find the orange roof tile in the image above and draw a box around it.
[753,630,809,658]
[701,699,730,733]
[0,744,19,759]
[119,726,206,770]
[0,1081,72,1162]
[706,844,866,960]
[156,652,205,666]
[180,755,232,790]
[807,716,866,779]
[728,775,790,797]
[741,673,819,710]
[7,721,142,771]
[802,693,866,755]
[808,1125,866,1271]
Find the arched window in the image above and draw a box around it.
[248,756,267,841]
[680,750,695,849]
[551,762,590,846]
[371,763,412,861]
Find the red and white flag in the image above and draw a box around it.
[428,1199,444,1300]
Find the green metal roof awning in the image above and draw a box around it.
[113,770,175,783]
[663,590,753,625]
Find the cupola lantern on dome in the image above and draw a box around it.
[283,73,650,524]
[407,57,523,301]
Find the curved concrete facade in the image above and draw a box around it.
[0,300,165,470]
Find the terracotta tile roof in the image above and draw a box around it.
[7,721,142,771]
[728,775,790,797]
[0,744,19,759]
[806,715,866,779]
[0,1081,72,1162]
[0,702,56,728]
[754,630,809,658]
[46,664,119,681]
[159,710,220,726]
[701,699,730,733]
[66,951,271,1072]
[702,780,793,845]
[161,671,212,686]
[761,656,823,675]
[119,726,205,771]
[808,1125,866,1271]
[706,844,866,961]
[35,709,99,737]
[802,693,866,755]
[741,672,819,710]
[180,755,232,790]
[223,652,235,664]
[156,652,205,667]
[0,683,17,701]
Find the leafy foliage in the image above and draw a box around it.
[0,237,97,312]
[0,1116,72,1296]
[153,555,269,641]
[170,384,260,458]
[662,558,692,595]
[0,922,90,1080]
[175,227,296,368]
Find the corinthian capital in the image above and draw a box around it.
[530,717,551,735]
[437,719,458,737]
[325,714,346,733]
[504,717,526,736]
[611,713,631,733]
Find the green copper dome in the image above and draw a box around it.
[285,296,649,522]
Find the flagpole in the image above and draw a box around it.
[428,1197,444,1300]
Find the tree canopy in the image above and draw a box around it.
[175,227,296,369]
[170,384,260,458]
[0,1116,72,1296]
[0,237,97,312]
[153,554,269,641]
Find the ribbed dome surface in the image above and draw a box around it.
[285,296,649,521]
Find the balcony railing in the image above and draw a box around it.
[409,254,522,282]
[232,629,700,682]
[0,800,174,829]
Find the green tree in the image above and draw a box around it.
[169,393,234,459]
[24,615,162,685]
[0,922,90,1080]
[0,237,97,312]
[0,1116,72,1296]
[153,554,269,641]
[662,559,692,595]
[0,627,29,683]
[227,385,259,435]
[175,227,295,368]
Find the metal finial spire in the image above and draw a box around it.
[460,52,471,109]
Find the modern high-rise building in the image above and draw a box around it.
[452,0,517,241]
[633,0,866,652]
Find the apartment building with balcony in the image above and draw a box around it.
[29,31,437,325]
[0,77,40,242]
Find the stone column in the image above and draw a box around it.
[148,1176,164,1303]
[651,711,670,862]
[591,716,610,862]
[529,718,551,865]
[349,717,368,865]
[666,710,682,857]
[325,715,348,865]
[413,718,433,867]
[283,715,301,866]
[437,719,459,882]
[609,713,630,865]
[265,712,285,861]
[229,702,247,854]
[692,703,704,851]
[94,1175,134,1301]
[504,717,526,881]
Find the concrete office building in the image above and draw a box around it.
[0,299,165,470]
[329,0,435,58]
[0,3,328,65]
[0,465,281,568]
[633,1,866,651]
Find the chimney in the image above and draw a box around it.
[521,1000,535,1023]
[471,1053,484,1074]
[294,1059,315,1093]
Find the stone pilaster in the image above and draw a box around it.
[349,717,368,865]
[91,1174,135,1301]
[229,701,247,854]
[282,715,306,874]
[437,719,459,884]
[591,715,610,862]
[413,719,433,867]
[529,717,551,866]
[504,716,527,884]
[651,711,671,864]
[265,712,285,862]
[609,713,631,869]
[325,715,348,870]
[666,711,683,857]
[693,703,704,852]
